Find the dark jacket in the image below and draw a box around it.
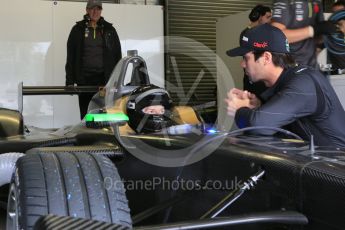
[235,66,345,148]
[65,16,122,85]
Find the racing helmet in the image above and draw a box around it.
[126,85,174,133]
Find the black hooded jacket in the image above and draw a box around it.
[235,66,345,148]
[65,16,122,85]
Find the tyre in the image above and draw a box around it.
[6,152,132,230]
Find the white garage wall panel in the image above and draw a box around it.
[0,0,164,128]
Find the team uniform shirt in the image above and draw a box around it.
[272,0,324,68]
[235,66,345,148]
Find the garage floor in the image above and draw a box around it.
[0,185,8,229]
[0,208,5,229]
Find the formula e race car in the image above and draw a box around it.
[0,51,345,230]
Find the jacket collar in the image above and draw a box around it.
[260,68,291,102]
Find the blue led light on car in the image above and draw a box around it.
[206,128,217,134]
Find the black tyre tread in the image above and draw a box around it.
[53,152,88,218]
[39,153,68,216]
[14,152,131,229]
[17,154,48,228]
[73,152,108,221]
[34,214,131,230]
[92,153,132,226]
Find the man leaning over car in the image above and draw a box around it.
[225,24,345,148]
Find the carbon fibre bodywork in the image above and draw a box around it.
[112,134,345,230]
[1,109,345,230]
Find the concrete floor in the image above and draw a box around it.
[0,208,6,229]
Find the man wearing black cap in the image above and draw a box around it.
[225,24,345,148]
[65,0,122,119]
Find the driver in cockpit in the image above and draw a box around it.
[126,84,176,133]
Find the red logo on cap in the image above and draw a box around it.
[253,42,268,48]
[313,3,319,13]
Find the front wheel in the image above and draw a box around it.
[6,152,132,230]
